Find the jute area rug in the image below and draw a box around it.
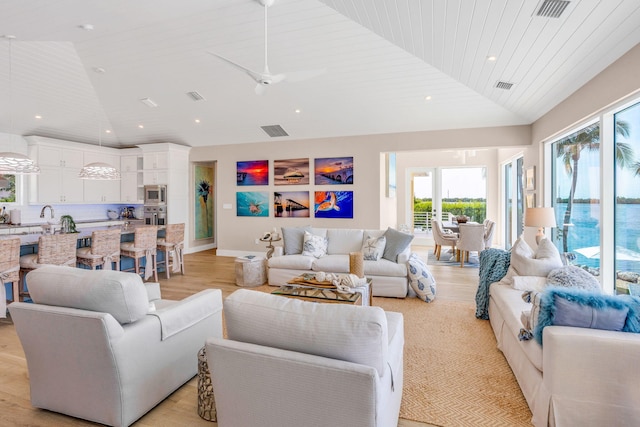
[374,296,532,427]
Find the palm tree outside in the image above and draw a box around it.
[554,120,632,253]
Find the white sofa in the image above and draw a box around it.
[268,227,412,298]
[206,288,404,427]
[481,241,640,427]
[9,266,223,427]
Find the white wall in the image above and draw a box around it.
[191,125,530,255]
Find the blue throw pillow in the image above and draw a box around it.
[533,286,640,345]
[407,253,436,302]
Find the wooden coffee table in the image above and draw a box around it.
[271,278,372,306]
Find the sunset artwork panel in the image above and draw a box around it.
[237,160,269,186]
[314,191,353,219]
[314,157,354,185]
[274,158,309,185]
[274,191,310,218]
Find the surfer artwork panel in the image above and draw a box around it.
[237,192,269,217]
[274,191,310,218]
[274,158,309,185]
[314,191,353,219]
[237,160,269,186]
[314,157,354,185]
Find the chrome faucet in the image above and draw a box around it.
[40,205,54,220]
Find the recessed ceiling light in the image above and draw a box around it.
[424,96,432,101]
[138,125,144,129]
[35,115,42,119]
[195,119,201,124]
[294,109,301,114]
[105,129,111,134]
[487,55,497,61]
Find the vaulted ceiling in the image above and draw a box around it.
[1,0,639,148]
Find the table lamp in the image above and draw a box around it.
[524,207,557,244]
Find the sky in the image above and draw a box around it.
[414,167,486,199]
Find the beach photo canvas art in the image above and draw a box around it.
[274,191,310,218]
[314,157,354,185]
[237,160,269,186]
[274,158,309,185]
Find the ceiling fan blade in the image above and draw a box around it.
[207,52,263,83]
[255,83,267,95]
[283,68,327,83]
[270,73,286,84]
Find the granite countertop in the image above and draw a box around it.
[5,220,159,246]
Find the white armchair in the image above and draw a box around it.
[206,289,404,427]
[9,265,223,427]
[457,223,486,267]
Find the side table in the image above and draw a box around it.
[197,347,216,422]
[234,255,266,287]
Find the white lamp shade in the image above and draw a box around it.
[524,207,557,228]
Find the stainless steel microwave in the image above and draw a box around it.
[144,185,167,205]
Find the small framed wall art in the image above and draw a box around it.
[236,191,269,216]
[314,191,353,219]
[314,157,354,185]
[274,158,309,185]
[525,166,535,191]
[274,191,310,218]
[237,160,268,186]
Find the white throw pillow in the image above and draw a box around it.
[407,253,436,302]
[302,231,328,258]
[361,235,386,261]
[510,237,563,277]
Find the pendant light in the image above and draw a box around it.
[78,118,121,180]
[0,35,40,174]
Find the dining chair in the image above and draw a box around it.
[120,226,158,281]
[456,223,485,267]
[432,219,458,261]
[19,233,78,300]
[156,223,185,279]
[483,220,496,249]
[0,237,21,307]
[76,228,122,270]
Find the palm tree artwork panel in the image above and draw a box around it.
[195,165,214,239]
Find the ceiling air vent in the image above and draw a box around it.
[495,81,514,90]
[535,0,570,18]
[261,125,289,138]
[187,91,206,101]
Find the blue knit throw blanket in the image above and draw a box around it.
[475,248,511,320]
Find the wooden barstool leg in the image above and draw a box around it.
[164,247,171,280]
[153,254,158,282]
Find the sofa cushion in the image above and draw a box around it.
[364,258,408,277]
[223,288,389,376]
[546,265,601,292]
[268,254,315,270]
[382,227,414,262]
[312,254,349,273]
[362,235,386,261]
[302,231,328,258]
[26,265,149,324]
[533,286,640,345]
[281,226,311,255]
[407,253,436,302]
[326,228,364,255]
[513,276,548,292]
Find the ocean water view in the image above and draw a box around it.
[553,202,640,273]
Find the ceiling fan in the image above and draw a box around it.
[207,0,326,95]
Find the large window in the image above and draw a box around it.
[0,174,16,203]
[548,99,640,294]
[614,102,640,288]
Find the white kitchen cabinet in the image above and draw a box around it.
[143,170,169,185]
[36,165,84,203]
[37,144,84,168]
[121,172,142,203]
[121,155,140,173]
[143,152,169,170]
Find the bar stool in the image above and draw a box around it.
[0,237,21,304]
[19,233,78,301]
[120,226,158,282]
[76,228,122,270]
[156,223,185,279]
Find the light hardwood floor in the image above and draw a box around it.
[0,245,478,427]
